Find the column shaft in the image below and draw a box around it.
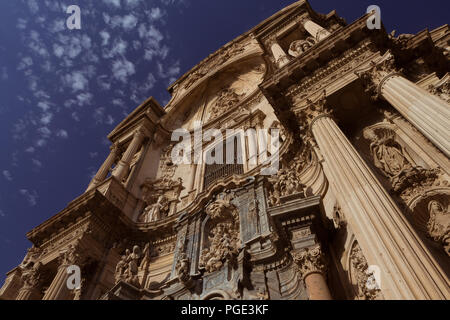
[270,42,290,68]
[42,266,70,300]
[304,273,332,300]
[86,145,119,191]
[381,75,450,157]
[301,19,331,41]
[113,129,146,182]
[311,116,449,299]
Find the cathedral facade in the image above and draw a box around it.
[1,1,449,300]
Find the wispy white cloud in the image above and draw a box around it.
[56,129,69,139]
[19,189,38,206]
[0,209,5,217]
[2,170,13,181]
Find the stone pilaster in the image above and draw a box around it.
[112,128,146,182]
[356,51,450,157]
[296,96,450,299]
[292,246,332,300]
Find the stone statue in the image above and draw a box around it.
[139,194,169,223]
[364,128,416,190]
[175,252,191,285]
[114,255,128,284]
[427,200,450,255]
[125,245,142,287]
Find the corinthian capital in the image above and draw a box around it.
[355,51,399,100]
[292,245,327,279]
[58,243,84,267]
[297,91,332,131]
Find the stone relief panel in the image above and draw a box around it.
[138,177,184,222]
[348,241,384,300]
[199,195,241,274]
[201,58,266,123]
[362,124,447,203]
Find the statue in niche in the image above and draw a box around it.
[363,128,417,191]
[427,200,450,255]
[139,194,169,223]
[288,37,316,58]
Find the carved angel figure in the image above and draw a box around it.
[125,245,142,287]
[427,200,450,255]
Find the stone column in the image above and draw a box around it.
[297,97,449,299]
[86,143,120,191]
[357,51,450,157]
[300,18,331,41]
[42,244,83,300]
[112,128,146,182]
[267,36,290,68]
[292,246,332,300]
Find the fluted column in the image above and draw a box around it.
[292,246,332,300]
[300,17,331,41]
[112,128,146,182]
[267,36,290,68]
[297,97,449,299]
[86,143,120,191]
[357,51,450,157]
[42,244,83,300]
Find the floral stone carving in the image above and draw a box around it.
[427,200,450,256]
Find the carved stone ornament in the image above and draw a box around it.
[175,252,192,286]
[138,177,184,223]
[158,144,177,179]
[355,52,398,100]
[199,195,241,274]
[426,200,450,256]
[208,87,245,121]
[292,246,327,280]
[363,126,441,196]
[267,166,305,207]
[288,37,316,58]
[349,241,383,300]
[296,91,331,131]
[114,243,151,288]
[58,243,83,267]
[184,41,245,90]
[428,75,450,103]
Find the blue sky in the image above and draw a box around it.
[0,0,448,283]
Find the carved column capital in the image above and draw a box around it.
[57,243,84,268]
[297,91,332,131]
[355,51,400,100]
[292,245,327,280]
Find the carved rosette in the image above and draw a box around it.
[355,52,399,100]
[292,246,327,280]
[208,88,244,121]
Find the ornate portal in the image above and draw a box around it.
[1,1,449,301]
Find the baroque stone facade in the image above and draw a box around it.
[1,1,449,300]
